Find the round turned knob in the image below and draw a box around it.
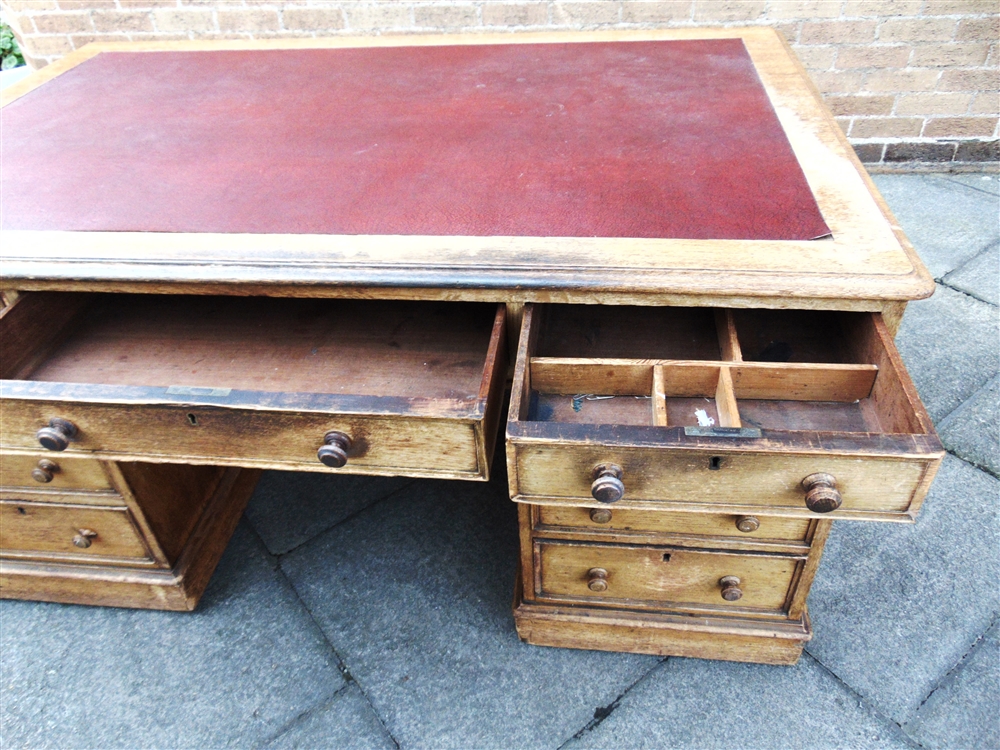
[802,473,842,513]
[36,418,77,452]
[591,464,624,504]
[587,568,609,592]
[720,575,743,601]
[72,529,97,549]
[31,459,59,484]
[735,515,760,533]
[589,508,613,524]
[317,431,352,468]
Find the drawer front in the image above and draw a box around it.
[0,453,112,492]
[507,304,943,522]
[535,539,800,613]
[0,500,151,560]
[511,442,936,521]
[2,402,488,478]
[535,505,811,543]
[1,295,507,481]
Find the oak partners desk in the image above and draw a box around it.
[0,28,943,665]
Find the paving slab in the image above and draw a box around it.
[938,375,1000,476]
[280,474,660,750]
[245,469,413,555]
[943,173,1000,197]
[872,174,1000,278]
[903,619,1000,750]
[0,522,343,750]
[567,653,915,750]
[806,455,1000,726]
[942,242,1000,306]
[895,283,999,423]
[263,684,397,750]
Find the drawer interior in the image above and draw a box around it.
[3,294,500,401]
[516,305,931,437]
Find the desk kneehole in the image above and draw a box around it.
[0,293,508,482]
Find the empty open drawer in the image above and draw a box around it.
[1,293,507,480]
[506,304,943,521]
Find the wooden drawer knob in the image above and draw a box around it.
[587,567,609,592]
[591,464,624,504]
[802,473,842,513]
[72,529,98,549]
[589,508,613,524]
[735,515,760,533]
[36,418,77,452]
[317,431,352,468]
[31,459,59,483]
[720,575,743,601]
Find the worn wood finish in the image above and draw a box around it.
[1,294,508,481]
[0,30,943,661]
[508,303,944,521]
[535,539,802,614]
[513,573,811,664]
[0,465,260,610]
[0,29,934,305]
[510,441,935,520]
[533,505,813,546]
[0,453,113,492]
[110,462,226,565]
[0,500,152,562]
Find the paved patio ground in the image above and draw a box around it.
[1,172,998,750]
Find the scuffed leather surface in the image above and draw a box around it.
[1,40,830,240]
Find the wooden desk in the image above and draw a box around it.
[0,28,942,664]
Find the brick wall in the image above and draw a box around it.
[3,0,998,166]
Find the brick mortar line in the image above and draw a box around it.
[802,649,930,750]
[556,657,669,749]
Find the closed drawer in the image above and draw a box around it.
[534,539,802,615]
[1,293,506,480]
[534,505,812,544]
[507,304,944,521]
[0,453,113,492]
[0,500,151,561]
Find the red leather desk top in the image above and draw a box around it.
[1,39,829,241]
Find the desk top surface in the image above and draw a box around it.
[0,29,932,307]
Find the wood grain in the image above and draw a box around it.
[510,441,936,520]
[513,577,810,664]
[535,539,801,614]
[534,505,813,545]
[0,500,152,561]
[0,453,112,492]
[0,467,259,610]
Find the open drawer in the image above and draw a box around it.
[1,293,506,480]
[506,305,944,521]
